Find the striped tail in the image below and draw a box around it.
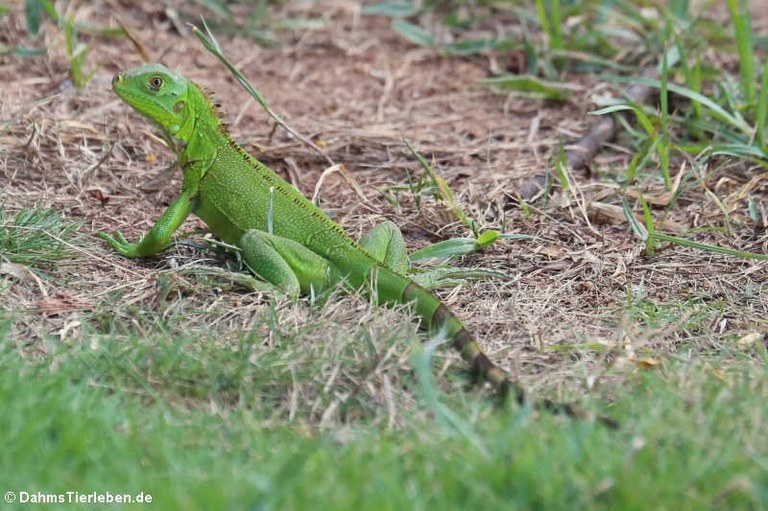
[401,281,525,403]
[367,265,618,426]
[361,261,523,402]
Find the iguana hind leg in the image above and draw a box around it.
[358,221,408,274]
[240,230,333,297]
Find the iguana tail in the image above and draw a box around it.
[401,277,618,426]
[367,264,523,402]
[405,282,523,402]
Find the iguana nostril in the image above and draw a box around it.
[111,73,122,87]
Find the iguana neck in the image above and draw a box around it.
[173,82,230,162]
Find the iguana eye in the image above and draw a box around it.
[148,76,163,91]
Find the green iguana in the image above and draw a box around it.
[100,63,518,401]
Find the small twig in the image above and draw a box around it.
[565,66,659,171]
[312,163,367,205]
[78,143,114,188]
[115,17,151,63]
[518,66,659,200]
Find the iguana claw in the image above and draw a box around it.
[98,231,140,258]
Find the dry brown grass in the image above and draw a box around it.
[2,1,767,414]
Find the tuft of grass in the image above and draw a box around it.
[534,0,562,52]
[0,206,80,269]
[80,285,428,424]
[64,15,98,89]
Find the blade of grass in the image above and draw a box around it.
[590,104,656,136]
[659,48,671,190]
[24,0,47,37]
[757,54,768,151]
[623,195,768,259]
[391,19,434,47]
[481,74,572,101]
[707,144,768,160]
[621,195,648,241]
[190,19,333,166]
[627,136,660,183]
[534,0,562,51]
[550,0,562,51]
[411,335,490,458]
[603,75,752,135]
[554,144,571,195]
[360,2,420,17]
[639,192,656,255]
[726,0,755,107]
[405,140,485,238]
[651,232,768,260]
[676,38,704,140]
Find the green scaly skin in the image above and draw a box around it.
[101,63,520,402]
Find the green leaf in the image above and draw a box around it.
[603,75,752,135]
[13,45,46,57]
[24,0,42,37]
[443,38,497,56]
[409,238,479,261]
[475,230,499,249]
[392,19,434,47]
[590,103,655,135]
[481,75,571,101]
[361,2,419,17]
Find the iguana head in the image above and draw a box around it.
[112,64,191,140]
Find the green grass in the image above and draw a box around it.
[1,314,766,511]
[0,207,79,269]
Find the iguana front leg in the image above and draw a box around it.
[99,189,197,258]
